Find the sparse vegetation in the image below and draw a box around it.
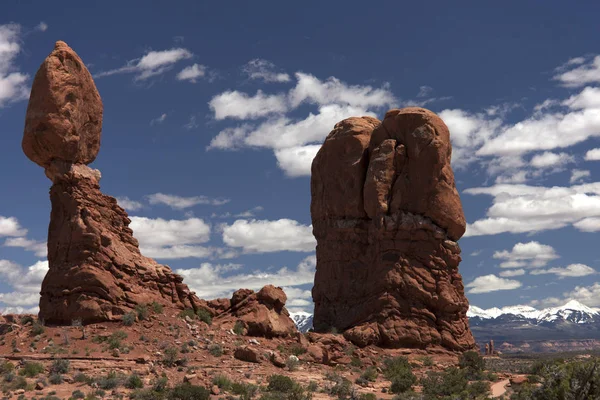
[196,309,212,325]
[162,347,179,367]
[50,359,70,374]
[122,312,137,326]
[19,361,45,377]
[383,356,416,394]
[208,344,223,357]
[233,320,245,335]
[126,374,144,389]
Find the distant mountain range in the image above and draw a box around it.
[291,300,600,352]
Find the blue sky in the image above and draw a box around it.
[2,1,600,314]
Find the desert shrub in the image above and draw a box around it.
[361,366,378,382]
[20,315,34,325]
[151,301,163,314]
[49,373,63,384]
[459,350,485,380]
[20,361,45,377]
[0,361,15,374]
[383,357,416,394]
[233,320,245,335]
[208,343,223,357]
[31,321,45,336]
[107,330,128,350]
[70,390,85,399]
[290,344,307,356]
[162,347,178,367]
[350,357,363,367]
[153,376,169,392]
[421,367,468,398]
[391,392,423,400]
[122,312,136,326]
[74,372,90,383]
[358,394,377,400]
[169,383,210,400]
[286,356,300,371]
[325,373,354,399]
[136,304,150,321]
[126,374,144,389]
[212,374,232,389]
[196,309,212,325]
[306,381,318,392]
[50,358,70,374]
[231,381,259,400]
[417,356,434,367]
[97,371,121,390]
[267,375,296,392]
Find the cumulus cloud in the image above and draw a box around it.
[493,241,559,268]
[570,169,591,184]
[533,282,600,308]
[554,55,600,87]
[0,24,29,108]
[243,59,290,83]
[3,237,46,257]
[585,148,600,161]
[466,274,522,294]
[176,255,315,304]
[146,193,229,209]
[208,72,394,176]
[176,63,207,82]
[0,216,27,237]
[95,48,192,81]
[531,264,596,278]
[0,260,48,306]
[115,197,144,211]
[530,152,574,169]
[499,269,526,277]
[464,182,600,236]
[222,219,316,253]
[129,216,217,259]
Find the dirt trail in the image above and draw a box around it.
[491,379,510,398]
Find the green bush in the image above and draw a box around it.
[169,383,210,400]
[122,312,136,326]
[196,309,212,325]
[70,390,85,399]
[50,358,70,374]
[0,361,15,374]
[179,309,196,320]
[267,375,296,392]
[108,330,128,350]
[212,374,232,390]
[31,321,45,336]
[231,381,259,400]
[361,366,378,382]
[135,304,149,321]
[459,350,485,380]
[208,344,223,357]
[20,315,35,325]
[49,373,63,384]
[74,372,90,383]
[383,357,416,394]
[97,371,121,390]
[151,301,164,314]
[233,320,245,335]
[326,373,354,399]
[162,347,179,367]
[19,361,45,377]
[421,368,468,398]
[126,374,144,389]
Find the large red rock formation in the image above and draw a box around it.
[22,42,201,324]
[311,108,475,351]
[214,285,298,338]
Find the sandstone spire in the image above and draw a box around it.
[23,42,201,324]
[310,107,475,350]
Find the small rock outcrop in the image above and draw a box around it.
[23,41,201,324]
[215,285,298,338]
[310,107,475,351]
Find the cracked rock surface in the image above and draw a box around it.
[311,107,475,351]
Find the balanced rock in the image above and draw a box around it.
[215,285,298,338]
[23,42,202,324]
[311,107,475,351]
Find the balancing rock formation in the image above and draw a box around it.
[22,41,202,324]
[311,108,475,351]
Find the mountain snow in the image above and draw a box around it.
[467,300,600,324]
[289,311,313,333]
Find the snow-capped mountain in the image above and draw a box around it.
[467,300,600,325]
[289,311,313,333]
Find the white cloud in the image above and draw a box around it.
[0,24,29,108]
[150,113,167,126]
[209,90,288,120]
[0,216,27,237]
[585,148,600,161]
[0,306,38,315]
[554,55,600,87]
[3,237,46,257]
[493,241,559,268]
[115,197,144,212]
[499,269,526,277]
[530,152,574,169]
[243,59,290,83]
[274,145,321,177]
[207,72,394,176]
[562,86,600,109]
[184,115,198,130]
[35,22,48,32]
[464,183,600,236]
[570,169,591,184]
[573,217,600,232]
[211,206,264,219]
[417,85,433,98]
[533,282,600,308]
[0,260,48,307]
[129,215,233,260]
[222,219,316,253]
[466,274,522,294]
[176,255,315,303]
[531,264,596,278]
[95,48,192,81]
[146,193,229,209]
[176,63,207,83]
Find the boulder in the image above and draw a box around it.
[310,108,475,351]
[234,346,262,363]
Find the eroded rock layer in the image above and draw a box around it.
[23,42,201,324]
[311,108,475,351]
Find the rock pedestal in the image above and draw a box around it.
[310,108,475,351]
[23,42,201,324]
